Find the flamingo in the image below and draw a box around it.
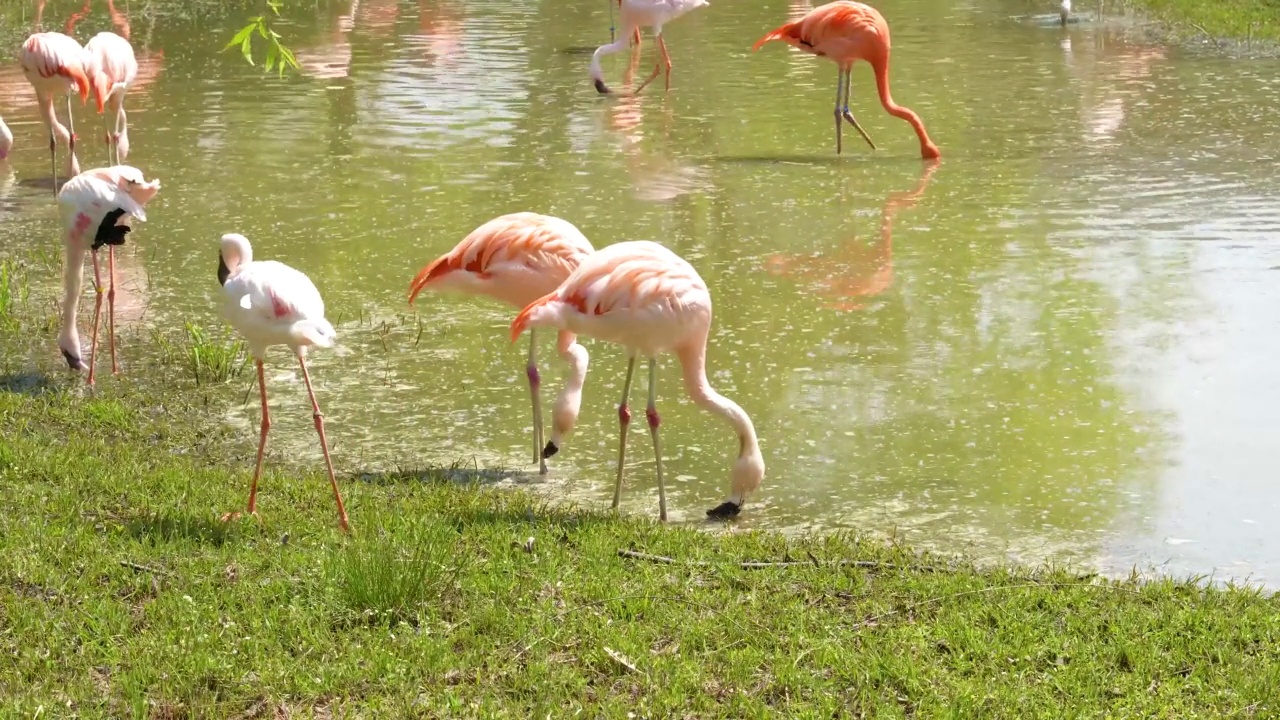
[1060,0,1072,25]
[57,165,160,385]
[0,116,12,160]
[408,213,595,474]
[83,32,138,164]
[19,32,91,194]
[216,233,351,533]
[509,241,765,522]
[589,0,709,95]
[753,1,941,159]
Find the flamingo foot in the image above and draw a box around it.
[705,501,742,520]
[219,510,261,524]
[842,108,876,150]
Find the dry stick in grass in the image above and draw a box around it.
[119,560,172,576]
[617,549,941,573]
[853,582,1142,630]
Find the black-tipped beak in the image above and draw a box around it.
[705,501,742,520]
[61,348,85,370]
[217,254,230,286]
[542,441,559,459]
[593,79,610,95]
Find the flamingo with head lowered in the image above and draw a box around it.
[510,240,765,522]
[753,1,940,158]
[408,212,595,473]
[217,233,351,533]
[589,0,708,95]
[20,31,91,194]
[57,165,160,385]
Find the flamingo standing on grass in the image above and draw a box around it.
[56,165,160,385]
[216,233,351,533]
[83,31,138,164]
[589,0,709,95]
[19,31,91,194]
[510,241,765,521]
[408,213,595,474]
[753,1,940,159]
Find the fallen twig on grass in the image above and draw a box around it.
[616,549,939,573]
[119,560,172,576]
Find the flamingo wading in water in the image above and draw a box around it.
[589,0,708,95]
[20,31,91,194]
[510,241,765,521]
[217,233,351,533]
[753,1,940,159]
[57,165,160,385]
[83,31,138,164]
[408,213,595,474]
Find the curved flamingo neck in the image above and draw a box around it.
[870,57,940,160]
[676,338,759,458]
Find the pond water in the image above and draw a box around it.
[2,0,1279,586]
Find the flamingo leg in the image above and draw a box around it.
[527,329,548,474]
[611,355,638,511]
[102,107,113,166]
[841,68,876,150]
[633,35,662,95]
[834,67,847,155]
[107,246,118,374]
[657,34,672,91]
[298,352,352,533]
[222,359,269,523]
[646,359,667,522]
[86,250,104,386]
[65,94,78,176]
[47,124,58,196]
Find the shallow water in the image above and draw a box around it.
[2,0,1279,586]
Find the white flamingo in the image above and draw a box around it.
[0,115,13,160]
[57,165,160,385]
[589,0,709,94]
[216,233,351,533]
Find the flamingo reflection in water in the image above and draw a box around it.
[766,160,938,311]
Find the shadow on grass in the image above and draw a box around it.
[0,371,59,396]
[126,511,233,546]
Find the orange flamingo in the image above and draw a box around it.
[753,1,940,159]
[510,241,765,522]
[766,160,937,310]
[19,32,90,194]
[408,213,596,474]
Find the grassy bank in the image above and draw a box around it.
[1120,0,1280,43]
[1,370,1279,716]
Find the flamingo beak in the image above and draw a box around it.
[217,254,230,286]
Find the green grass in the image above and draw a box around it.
[1122,0,1280,43]
[0,382,1278,718]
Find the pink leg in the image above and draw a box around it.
[645,360,667,522]
[657,35,673,91]
[298,353,351,533]
[222,360,269,522]
[108,246,118,375]
[86,251,104,386]
[610,357,637,511]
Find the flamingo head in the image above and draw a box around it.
[113,165,160,209]
[219,233,253,286]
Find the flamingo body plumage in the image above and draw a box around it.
[510,240,765,521]
[218,233,350,533]
[56,165,160,384]
[589,0,708,94]
[0,116,12,160]
[753,1,940,159]
[19,31,91,191]
[408,212,595,471]
[83,31,138,164]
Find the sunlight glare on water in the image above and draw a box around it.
[1,0,1279,586]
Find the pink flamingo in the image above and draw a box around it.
[753,1,940,158]
[83,31,138,164]
[19,31,91,194]
[510,241,765,521]
[57,165,161,385]
[217,233,351,533]
[408,213,595,474]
